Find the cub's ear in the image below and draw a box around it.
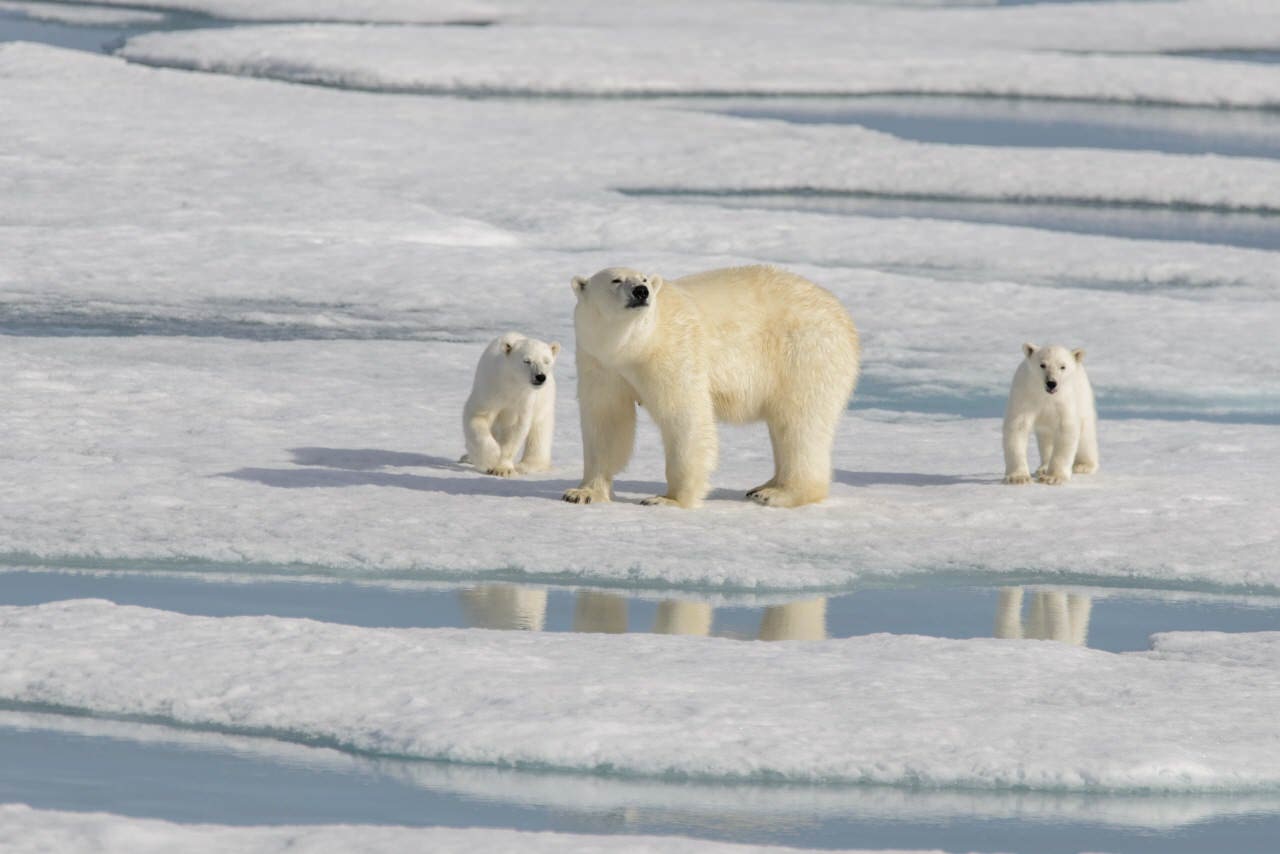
[571,275,588,298]
[499,331,523,355]
[549,342,561,358]
[1072,348,1086,364]
[1022,342,1038,359]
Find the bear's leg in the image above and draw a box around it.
[642,402,718,508]
[564,359,636,505]
[1038,419,1080,485]
[1002,414,1034,485]
[519,384,555,474]
[1033,423,1055,478]
[1073,414,1099,475]
[749,406,838,508]
[464,412,504,474]
[487,407,531,478]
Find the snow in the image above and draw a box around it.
[114,1,1280,106]
[4,600,1280,792]
[0,804,940,854]
[0,2,166,25]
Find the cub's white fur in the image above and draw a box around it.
[563,265,860,509]
[461,332,559,477]
[1003,342,1099,485]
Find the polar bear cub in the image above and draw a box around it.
[1003,342,1099,485]
[563,265,860,509]
[462,332,559,477]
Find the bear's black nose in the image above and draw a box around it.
[631,285,649,302]
[533,373,547,386]
[1046,380,1057,391]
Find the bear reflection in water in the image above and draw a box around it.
[460,585,828,641]
[460,585,1092,646]
[993,587,1092,646]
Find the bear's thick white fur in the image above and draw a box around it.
[462,332,558,477]
[1002,342,1099,485]
[563,265,860,509]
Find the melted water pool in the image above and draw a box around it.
[2,569,1277,653]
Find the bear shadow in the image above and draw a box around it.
[219,446,670,502]
[834,469,994,488]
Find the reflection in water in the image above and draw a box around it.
[994,588,1092,646]
[653,600,713,636]
[459,585,548,631]
[574,591,628,634]
[758,598,828,641]
[459,585,829,642]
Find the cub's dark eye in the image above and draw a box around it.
[1060,365,1066,370]
[1039,363,1046,368]
[611,278,622,284]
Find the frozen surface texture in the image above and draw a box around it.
[3,601,1280,791]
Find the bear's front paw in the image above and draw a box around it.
[1003,472,1032,485]
[1073,461,1098,475]
[640,495,681,507]
[563,487,605,504]
[485,463,517,477]
[1033,464,1049,477]
[1036,471,1068,485]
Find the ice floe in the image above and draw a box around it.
[3,600,1279,791]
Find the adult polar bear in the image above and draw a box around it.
[563,265,860,509]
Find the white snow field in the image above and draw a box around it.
[2,0,1280,848]
[0,804,941,854]
[114,1,1280,105]
[4,599,1280,792]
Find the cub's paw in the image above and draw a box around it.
[1036,471,1068,485]
[485,463,517,478]
[1073,461,1098,475]
[1003,472,1032,485]
[563,487,605,504]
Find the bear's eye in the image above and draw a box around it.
[611,278,622,285]
[1039,363,1046,368]
[1060,365,1066,370]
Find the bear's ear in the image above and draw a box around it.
[549,342,561,358]
[499,332,523,355]
[571,275,588,299]
[1022,342,1038,359]
[647,274,664,296]
[1072,348,1086,364]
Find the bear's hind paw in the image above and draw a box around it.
[485,463,517,477]
[1073,461,1098,474]
[1036,471,1068,485]
[563,487,604,504]
[1003,473,1032,485]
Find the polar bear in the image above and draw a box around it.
[1003,342,1099,485]
[562,265,860,509]
[461,332,558,477]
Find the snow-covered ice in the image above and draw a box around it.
[4,600,1280,791]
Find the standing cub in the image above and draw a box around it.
[1003,342,1099,485]
[462,332,559,477]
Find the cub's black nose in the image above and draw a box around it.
[631,285,649,302]
[1046,380,1057,391]
[533,373,547,386]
